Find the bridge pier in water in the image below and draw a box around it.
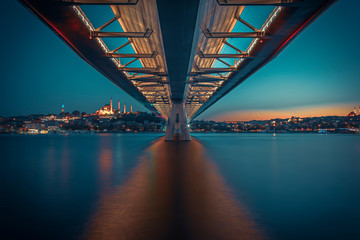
[165,102,191,141]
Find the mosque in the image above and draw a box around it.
[347,106,360,117]
[96,98,133,116]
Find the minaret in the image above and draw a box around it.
[124,104,126,113]
[110,97,113,114]
[118,100,120,112]
[354,106,357,115]
[61,104,64,113]
[131,105,133,113]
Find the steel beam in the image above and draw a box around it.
[144,94,166,97]
[215,58,233,68]
[198,68,236,71]
[236,17,259,32]
[61,0,138,5]
[130,78,164,83]
[119,67,167,75]
[121,58,138,67]
[138,84,167,88]
[161,96,168,104]
[197,50,249,58]
[109,40,132,53]
[216,0,300,6]
[143,91,167,94]
[203,30,265,38]
[106,52,157,58]
[192,75,225,80]
[189,68,237,75]
[91,29,152,38]
[130,77,163,81]
[136,80,166,83]
[188,79,225,83]
[130,74,158,80]
[119,67,157,71]
[223,40,245,54]
[190,84,220,88]
[188,96,195,104]
[96,16,120,31]
[200,53,249,58]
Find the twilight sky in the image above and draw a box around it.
[0,1,359,120]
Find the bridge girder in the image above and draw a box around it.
[19,0,337,125]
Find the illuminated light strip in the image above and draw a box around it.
[72,6,132,77]
[188,7,284,112]
[71,6,169,106]
[224,6,283,77]
[262,6,283,32]
[247,6,283,55]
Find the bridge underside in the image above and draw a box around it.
[19,0,336,141]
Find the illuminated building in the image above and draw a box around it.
[131,105,133,113]
[118,100,120,112]
[62,104,64,113]
[96,98,115,116]
[347,106,357,117]
[124,104,126,114]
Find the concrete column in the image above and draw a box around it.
[164,102,191,141]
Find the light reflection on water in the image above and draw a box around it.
[194,133,360,240]
[84,138,261,240]
[1,133,360,240]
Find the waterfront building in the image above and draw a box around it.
[96,98,115,116]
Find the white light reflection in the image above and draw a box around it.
[225,6,283,77]
[72,6,130,77]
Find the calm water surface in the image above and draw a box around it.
[0,133,359,239]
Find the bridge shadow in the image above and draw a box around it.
[83,138,262,240]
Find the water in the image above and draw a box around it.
[0,133,359,239]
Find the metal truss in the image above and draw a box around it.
[185,3,285,118]
[70,3,171,116]
[105,51,157,58]
[20,0,335,122]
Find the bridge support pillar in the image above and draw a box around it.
[164,102,191,141]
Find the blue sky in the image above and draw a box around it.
[1,1,359,120]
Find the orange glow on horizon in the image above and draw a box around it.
[208,104,355,122]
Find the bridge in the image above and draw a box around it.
[19,0,336,140]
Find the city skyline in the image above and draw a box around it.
[1,1,359,120]
[3,100,358,123]
[211,103,360,121]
